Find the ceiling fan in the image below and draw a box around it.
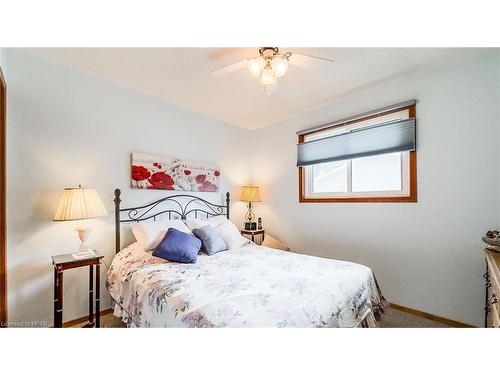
[211,47,335,95]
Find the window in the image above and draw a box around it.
[298,104,416,202]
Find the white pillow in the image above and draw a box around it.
[205,215,228,227]
[184,217,211,231]
[185,216,250,249]
[214,220,250,249]
[132,219,192,250]
[185,216,227,230]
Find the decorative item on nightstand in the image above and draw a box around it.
[483,230,500,253]
[241,185,261,230]
[53,185,108,260]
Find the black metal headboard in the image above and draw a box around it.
[113,188,230,253]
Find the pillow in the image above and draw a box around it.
[184,217,210,231]
[184,216,227,231]
[185,216,250,249]
[262,233,290,251]
[152,228,201,263]
[192,225,228,256]
[215,220,251,249]
[205,215,228,227]
[132,219,192,250]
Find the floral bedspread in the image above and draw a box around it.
[106,242,386,328]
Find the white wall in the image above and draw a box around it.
[4,49,499,327]
[251,51,500,326]
[4,50,251,325]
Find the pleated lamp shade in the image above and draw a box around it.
[241,185,261,202]
[53,187,108,221]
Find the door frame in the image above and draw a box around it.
[0,66,6,327]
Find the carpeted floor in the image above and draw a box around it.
[378,307,449,328]
[97,307,450,328]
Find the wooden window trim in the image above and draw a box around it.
[0,66,6,326]
[298,104,417,203]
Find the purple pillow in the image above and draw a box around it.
[152,228,201,263]
[192,225,228,256]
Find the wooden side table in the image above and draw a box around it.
[51,251,104,328]
[240,229,265,245]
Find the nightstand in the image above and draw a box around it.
[240,229,265,245]
[51,251,104,328]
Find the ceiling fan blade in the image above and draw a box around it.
[288,52,335,68]
[211,59,247,77]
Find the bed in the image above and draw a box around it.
[107,189,386,328]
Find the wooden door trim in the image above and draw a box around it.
[0,66,6,327]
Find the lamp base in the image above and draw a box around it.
[244,202,255,222]
[74,227,95,259]
[76,227,91,249]
[72,249,96,260]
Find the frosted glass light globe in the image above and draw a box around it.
[260,67,276,85]
[263,81,278,95]
[271,56,289,78]
[247,56,266,77]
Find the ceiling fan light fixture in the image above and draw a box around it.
[271,55,289,78]
[260,67,276,85]
[263,81,277,95]
[247,56,266,77]
[211,48,335,96]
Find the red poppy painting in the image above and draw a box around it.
[131,152,220,192]
[148,172,175,190]
[132,165,151,181]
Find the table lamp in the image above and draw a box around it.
[53,185,108,257]
[241,185,261,230]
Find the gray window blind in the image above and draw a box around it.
[297,118,416,167]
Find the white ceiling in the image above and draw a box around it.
[20,48,485,129]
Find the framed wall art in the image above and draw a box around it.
[131,152,220,192]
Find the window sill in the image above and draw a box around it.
[299,195,417,203]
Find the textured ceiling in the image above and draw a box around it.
[20,48,485,129]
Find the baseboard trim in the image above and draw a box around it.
[63,304,474,328]
[62,308,114,328]
[389,303,475,328]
